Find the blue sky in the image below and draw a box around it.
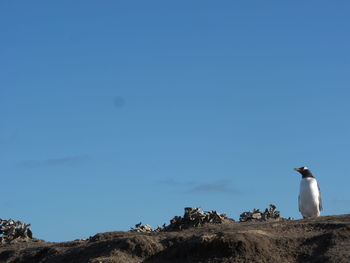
[1,1,350,242]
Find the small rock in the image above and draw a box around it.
[0,218,33,243]
[130,222,153,233]
[160,207,231,231]
[239,204,286,222]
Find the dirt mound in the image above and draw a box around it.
[0,214,349,263]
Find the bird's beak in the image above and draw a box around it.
[293,168,301,175]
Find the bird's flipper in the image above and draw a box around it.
[298,195,301,212]
[318,182,323,211]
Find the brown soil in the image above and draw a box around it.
[0,215,349,263]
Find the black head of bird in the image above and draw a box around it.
[294,166,314,178]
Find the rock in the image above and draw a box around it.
[0,218,33,243]
[160,207,231,231]
[252,213,262,219]
[239,204,286,222]
[130,222,153,232]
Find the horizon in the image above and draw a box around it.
[1,1,350,242]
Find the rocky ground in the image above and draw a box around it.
[0,213,349,263]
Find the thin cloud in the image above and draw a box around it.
[157,178,238,195]
[113,96,126,109]
[188,180,238,195]
[16,155,91,168]
[157,179,195,186]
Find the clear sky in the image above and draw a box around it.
[1,1,350,242]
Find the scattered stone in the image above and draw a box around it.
[239,204,285,222]
[130,222,153,233]
[129,205,286,233]
[74,238,88,242]
[159,207,231,231]
[0,218,33,243]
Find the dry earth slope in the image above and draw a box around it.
[0,214,349,263]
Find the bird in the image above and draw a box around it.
[293,166,322,218]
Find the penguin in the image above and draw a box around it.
[293,166,322,218]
